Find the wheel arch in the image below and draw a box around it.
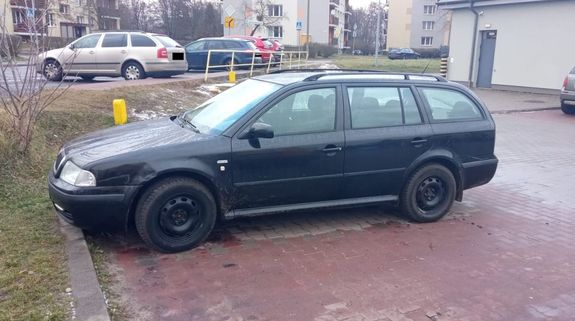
[126,170,224,230]
[403,155,464,202]
[121,59,146,73]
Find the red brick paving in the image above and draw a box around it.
[95,110,575,321]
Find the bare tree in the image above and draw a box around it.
[0,0,76,153]
[241,0,284,36]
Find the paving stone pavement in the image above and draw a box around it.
[94,109,575,321]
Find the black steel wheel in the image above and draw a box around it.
[43,59,63,81]
[135,177,216,253]
[400,164,456,223]
[561,101,575,115]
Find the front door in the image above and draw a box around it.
[477,30,497,88]
[342,85,433,198]
[231,86,345,209]
[66,33,101,74]
[185,40,207,69]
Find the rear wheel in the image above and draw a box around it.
[561,101,575,115]
[135,177,217,253]
[42,59,63,81]
[400,164,456,223]
[122,61,145,80]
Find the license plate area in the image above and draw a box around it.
[172,52,184,60]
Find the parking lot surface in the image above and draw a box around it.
[95,109,575,321]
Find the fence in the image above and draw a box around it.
[203,50,309,82]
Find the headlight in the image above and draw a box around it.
[60,161,96,187]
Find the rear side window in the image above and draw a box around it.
[101,34,127,48]
[420,88,483,121]
[347,87,422,129]
[206,41,225,50]
[223,41,240,49]
[131,34,156,47]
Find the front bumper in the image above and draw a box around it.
[48,172,138,231]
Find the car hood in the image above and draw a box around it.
[63,117,208,167]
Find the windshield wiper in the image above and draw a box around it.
[177,113,200,133]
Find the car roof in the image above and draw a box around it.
[252,69,448,85]
[197,37,249,42]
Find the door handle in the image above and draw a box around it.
[120,50,127,54]
[411,138,428,145]
[322,145,342,153]
[89,50,95,54]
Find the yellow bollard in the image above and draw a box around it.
[113,99,127,125]
[228,70,236,83]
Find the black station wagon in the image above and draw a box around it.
[48,70,498,252]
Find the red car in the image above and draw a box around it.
[265,39,284,52]
[225,35,275,63]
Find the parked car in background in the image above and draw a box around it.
[38,31,186,81]
[225,35,276,63]
[388,48,421,60]
[269,39,284,51]
[49,69,498,253]
[185,38,262,70]
[561,66,575,114]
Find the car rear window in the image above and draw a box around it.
[131,34,156,47]
[420,87,483,121]
[154,35,181,47]
[101,34,127,48]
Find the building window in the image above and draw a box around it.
[76,0,82,5]
[421,36,433,46]
[268,26,283,38]
[46,13,55,26]
[268,5,283,17]
[12,9,24,24]
[59,4,69,14]
[424,5,436,15]
[77,16,84,24]
[422,21,435,30]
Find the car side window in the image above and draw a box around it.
[347,87,422,129]
[186,41,204,51]
[131,34,156,47]
[73,34,101,49]
[101,34,127,48]
[420,88,483,121]
[207,41,225,50]
[257,88,337,136]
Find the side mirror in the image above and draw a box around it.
[69,44,75,50]
[238,122,274,140]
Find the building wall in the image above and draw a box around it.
[0,0,15,34]
[386,0,412,49]
[409,0,449,49]
[447,1,575,90]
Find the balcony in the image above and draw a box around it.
[10,0,46,8]
[98,6,120,18]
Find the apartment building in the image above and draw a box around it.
[222,0,351,49]
[387,0,450,50]
[1,0,120,40]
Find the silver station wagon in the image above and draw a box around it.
[38,31,187,81]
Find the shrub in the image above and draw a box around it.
[0,35,22,57]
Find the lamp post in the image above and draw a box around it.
[374,0,381,66]
[306,0,310,53]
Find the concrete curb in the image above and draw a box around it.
[490,106,560,115]
[59,217,111,321]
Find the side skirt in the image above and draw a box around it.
[224,195,398,220]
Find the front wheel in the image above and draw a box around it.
[400,164,456,223]
[122,61,145,80]
[135,177,217,253]
[43,59,63,81]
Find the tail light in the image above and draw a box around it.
[157,48,168,59]
[563,76,569,88]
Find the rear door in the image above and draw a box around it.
[342,84,433,198]
[130,34,158,67]
[231,85,345,209]
[97,33,128,74]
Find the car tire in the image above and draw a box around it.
[42,59,63,81]
[81,76,94,81]
[561,101,575,115]
[122,61,145,80]
[135,177,217,253]
[400,164,456,223]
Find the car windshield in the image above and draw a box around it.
[182,79,282,135]
[155,35,181,47]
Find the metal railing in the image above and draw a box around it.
[203,49,310,82]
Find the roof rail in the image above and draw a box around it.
[270,68,383,74]
[269,69,447,82]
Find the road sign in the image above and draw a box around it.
[296,20,303,31]
[224,16,235,29]
[353,31,357,38]
[224,5,236,17]
[353,23,357,31]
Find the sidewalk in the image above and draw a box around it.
[473,88,560,114]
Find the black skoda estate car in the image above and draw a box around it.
[49,70,498,252]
